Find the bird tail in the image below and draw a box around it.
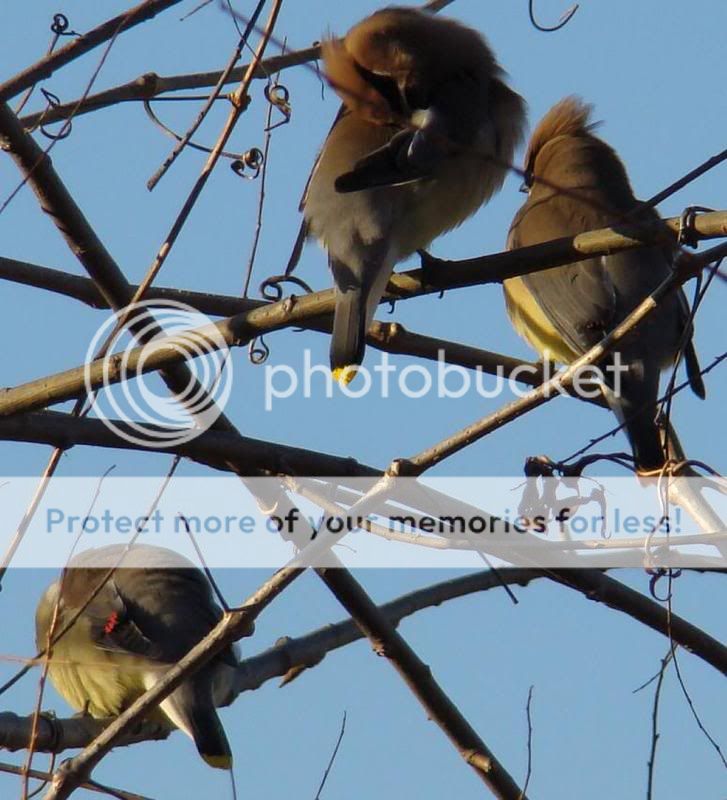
[330,284,367,386]
[684,339,706,400]
[161,683,232,769]
[620,404,666,474]
[604,363,665,474]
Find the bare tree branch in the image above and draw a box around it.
[0,410,380,478]
[397,245,724,476]
[5,15,528,798]
[3,567,723,760]
[2,214,726,419]
[0,0,186,103]
[18,47,321,130]
[4,209,725,309]
[0,760,153,800]
[15,0,459,128]
[0,256,604,401]
[544,570,727,675]
[645,650,671,800]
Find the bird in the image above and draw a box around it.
[302,6,525,384]
[35,544,239,769]
[504,96,705,474]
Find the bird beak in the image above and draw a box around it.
[519,170,533,193]
[408,106,450,165]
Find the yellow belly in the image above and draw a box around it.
[46,621,151,718]
[503,276,580,364]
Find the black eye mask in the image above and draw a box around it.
[353,60,408,117]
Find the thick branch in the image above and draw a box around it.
[0,760,153,800]
[0,410,379,477]
[5,16,525,800]
[43,564,302,800]
[546,570,727,675]
[399,247,721,475]
[2,213,726,419]
[4,567,724,758]
[16,0,458,127]
[311,566,529,798]
[0,255,587,393]
[0,713,170,754]
[0,255,264,313]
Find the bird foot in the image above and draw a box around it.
[417,249,446,296]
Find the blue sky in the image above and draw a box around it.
[1,1,725,798]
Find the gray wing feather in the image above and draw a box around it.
[509,201,617,354]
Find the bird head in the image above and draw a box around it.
[322,7,498,135]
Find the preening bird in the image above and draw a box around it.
[504,96,704,474]
[303,6,525,384]
[35,545,239,769]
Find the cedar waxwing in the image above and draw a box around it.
[35,545,239,769]
[303,6,525,384]
[504,97,705,474]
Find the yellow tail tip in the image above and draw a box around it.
[202,754,233,770]
[332,365,358,386]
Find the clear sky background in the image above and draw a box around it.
[1,1,725,798]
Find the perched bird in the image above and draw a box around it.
[35,545,239,769]
[303,6,525,384]
[504,96,704,473]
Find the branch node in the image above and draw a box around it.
[230,91,251,111]
[135,72,161,97]
[385,458,416,478]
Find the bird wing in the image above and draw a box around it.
[63,566,226,665]
[299,103,349,212]
[73,573,161,660]
[335,127,432,192]
[507,196,618,357]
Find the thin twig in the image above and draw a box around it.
[666,575,727,768]
[0,460,181,700]
[646,650,671,800]
[18,47,320,129]
[3,218,726,420]
[146,0,267,190]
[0,761,152,800]
[0,0,186,102]
[3,568,724,757]
[519,687,534,800]
[313,712,347,800]
[241,66,281,297]
[176,512,231,612]
[399,250,714,476]
[15,0,456,128]
[22,466,115,798]
[1,23,125,216]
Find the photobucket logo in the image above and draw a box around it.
[84,300,233,447]
[264,350,629,409]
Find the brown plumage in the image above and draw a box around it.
[505,96,704,473]
[303,7,525,383]
[522,95,595,172]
